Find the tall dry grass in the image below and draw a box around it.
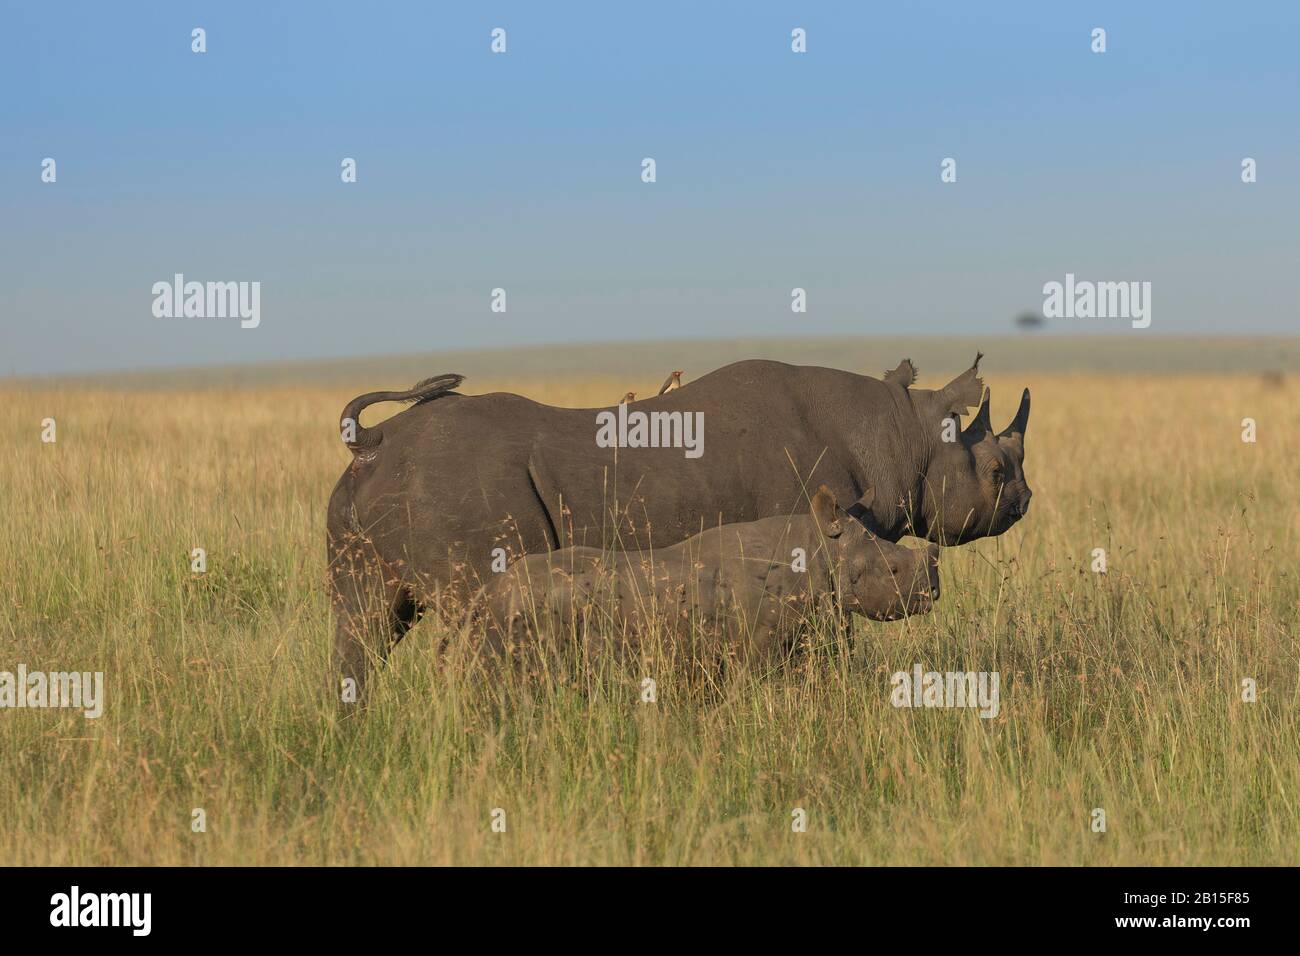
[0,370,1296,864]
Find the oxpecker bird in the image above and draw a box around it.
[658,370,684,395]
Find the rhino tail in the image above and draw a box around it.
[339,373,465,454]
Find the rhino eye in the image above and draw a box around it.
[990,463,1004,482]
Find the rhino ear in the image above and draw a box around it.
[998,388,1030,442]
[810,484,844,538]
[883,359,918,389]
[963,389,993,439]
[938,352,985,415]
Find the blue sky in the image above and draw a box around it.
[2,1,1297,375]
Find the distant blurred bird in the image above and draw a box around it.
[658,370,684,395]
[618,391,636,405]
[1015,311,1045,331]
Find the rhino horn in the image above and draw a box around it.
[963,390,993,439]
[998,388,1031,441]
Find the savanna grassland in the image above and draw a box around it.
[2,356,1297,865]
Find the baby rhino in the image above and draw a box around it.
[470,485,940,668]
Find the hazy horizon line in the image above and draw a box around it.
[8,331,1300,386]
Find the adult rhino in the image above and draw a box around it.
[327,355,1031,697]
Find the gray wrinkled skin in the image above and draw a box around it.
[470,486,940,668]
[327,356,1030,697]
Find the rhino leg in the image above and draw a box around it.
[328,530,416,707]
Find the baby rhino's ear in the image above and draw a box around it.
[811,484,843,538]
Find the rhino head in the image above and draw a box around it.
[811,485,941,620]
[910,355,1032,544]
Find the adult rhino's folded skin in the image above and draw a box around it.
[327,355,1030,700]
[467,485,941,667]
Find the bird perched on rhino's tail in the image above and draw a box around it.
[658,370,684,395]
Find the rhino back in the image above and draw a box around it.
[522,360,922,543]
